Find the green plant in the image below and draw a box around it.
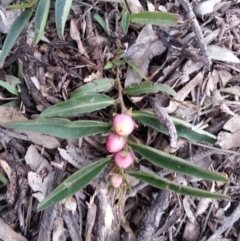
[4,73,229,211]
[1,3,229,211]
[0,0,73,67]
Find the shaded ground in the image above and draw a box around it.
[1,0,240,241]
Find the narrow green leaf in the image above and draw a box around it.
[41,94,115,117]
[132,110,216,144]
[70,78,115,98]
[3,119,111,139]
[127,171,229,199]
[6,3,33,9]
[0,173,8,185]
[18,60,24,84]
[130,11,178,26]
[128,140,228,182]
[93,13,107,33]
[121,10,130,34]
[0,80,18,95]
[38,157,112,211]
[124,82,176,96]
[1,100,17,108]
[0,10,33,68]
[55,0,73,38]
[104,61,114,70]
[34,0,50,44]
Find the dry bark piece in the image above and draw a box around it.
[207,203,240,241]
[138,190,172,241]
[149,96,178,149]
[183,197,195,223]
[85,194,97,241]
[37,167,64,241]
[62,209,82,241]
[0,217,27,241]
[52,218,66,241]
[182,220,200,241]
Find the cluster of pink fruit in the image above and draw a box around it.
[106,114,135,188]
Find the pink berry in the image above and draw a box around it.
[114,151,133,169]
[113,114,134,136]
[106,134,125,153]
[110,174,123,188]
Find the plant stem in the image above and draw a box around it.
[116,67,127,113]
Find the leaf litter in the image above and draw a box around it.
[0,0,240,241]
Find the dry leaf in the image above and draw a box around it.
[0,159,12,180]
[223,115,240,132]
[58,145,96,169]
[122,24,165,87]
[125,0,143,13]
[25,145,53,172]
[165,72,202,113]
[70,19,89,58]
[207,45,240,63]
[218,69,232,87]
[217,131,240,149]
[194,0,222,18]
[212,90,235,116]
[196,198,212,216]
[220,86,240,97]
[183,197,195,223]
[62,196,77,213]
[28,171,55,202]
[84,70,102,82]
[52,218,66,241]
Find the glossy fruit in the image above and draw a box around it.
[114,151,133,169]
[110,174,123,188]
[113,114,134,136]
[106,134,125,153]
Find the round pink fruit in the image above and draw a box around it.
[106,134,125,153]
[113,114,134,136]
[114,151,133,169]
[110,174,123,188]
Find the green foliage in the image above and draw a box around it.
[93,13,107,34]
[1,1,228,211]
[132,110,216,144]
[37,157,112,210]
[127,171,229,199]
[70,78,115,98]
[34,0,50,44]
[128,140,228,182]
[0,173,8,185]
[40,93,115,117]
[3,119,111,139]
[0,80,18,95]
[124,82,176,96]
[0,9,33,68]
[121,10,130,34]
[130,11,178,26]
[55,0,73,38]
